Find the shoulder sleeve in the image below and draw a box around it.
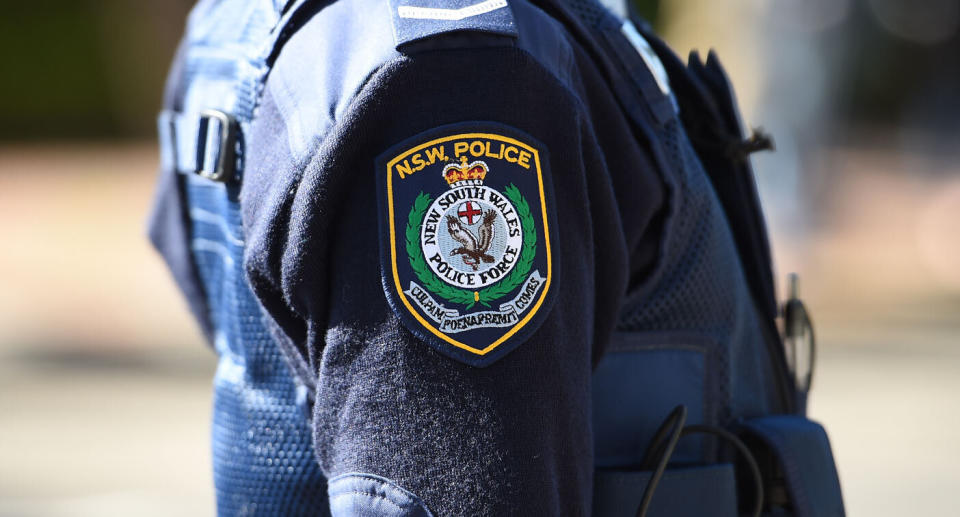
[243,44,633,515]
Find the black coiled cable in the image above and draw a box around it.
[635,405,764,517]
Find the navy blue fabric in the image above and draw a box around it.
[328,473,434,516]
[639,30,793,411]
[612,116,781,423]
[740,416,846,517]
[593,464,738,517]
[592,332,715,467]
[246,45,621,514]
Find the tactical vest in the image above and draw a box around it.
[153,2,329,514]
[150,0,843,515]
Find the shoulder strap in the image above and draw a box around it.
[158,0,322,183]
[263,0,327,72]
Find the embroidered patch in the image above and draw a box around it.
[377,123,556,366]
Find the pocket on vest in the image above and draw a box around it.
[738,416,845,516]
[593,331,722,467]
[593,463,738,517]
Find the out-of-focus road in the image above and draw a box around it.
[812,328,960,516]
[0,143,958,516]
[0,349,215,516]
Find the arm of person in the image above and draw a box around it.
[243,42,633,515]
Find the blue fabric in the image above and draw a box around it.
[247,46,610,514]
[740,416,846,517]
[150,1,331,514]
[187,177,330,516]
[328,474,434,516]
[639,28,793,413]
[592,332,713,467]
[593,464,738,517]
[612,116,781,423]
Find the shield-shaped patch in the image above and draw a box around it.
[377,122,557,366]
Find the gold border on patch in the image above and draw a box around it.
[386,132,553,356]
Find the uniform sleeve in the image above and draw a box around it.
[244,46,633,515]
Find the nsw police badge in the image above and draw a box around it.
[377,123,557,366]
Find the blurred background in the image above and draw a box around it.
[0,0,957,515]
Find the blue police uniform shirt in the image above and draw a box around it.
[244,5,662,512]
[148,0,803,514]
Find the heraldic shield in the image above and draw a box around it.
[377,123,558,366]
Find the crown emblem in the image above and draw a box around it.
[443,156,488,188]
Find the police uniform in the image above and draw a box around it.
[149,0,845,515]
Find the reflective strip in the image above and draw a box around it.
[190,208,244,246]
[620,21,672,98]
[191,238,235,268]
[398,0,508,21]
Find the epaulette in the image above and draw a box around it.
[388,0,519,50]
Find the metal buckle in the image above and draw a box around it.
[196,109,237,182]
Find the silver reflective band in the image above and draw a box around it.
[196,109,238,183]
[620,21,672,98]
[398,0,508,21]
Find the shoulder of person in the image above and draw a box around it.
[261,0,579,163]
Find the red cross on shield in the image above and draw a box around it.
[457,201,483,225]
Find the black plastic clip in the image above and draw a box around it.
[783,273,815,393]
